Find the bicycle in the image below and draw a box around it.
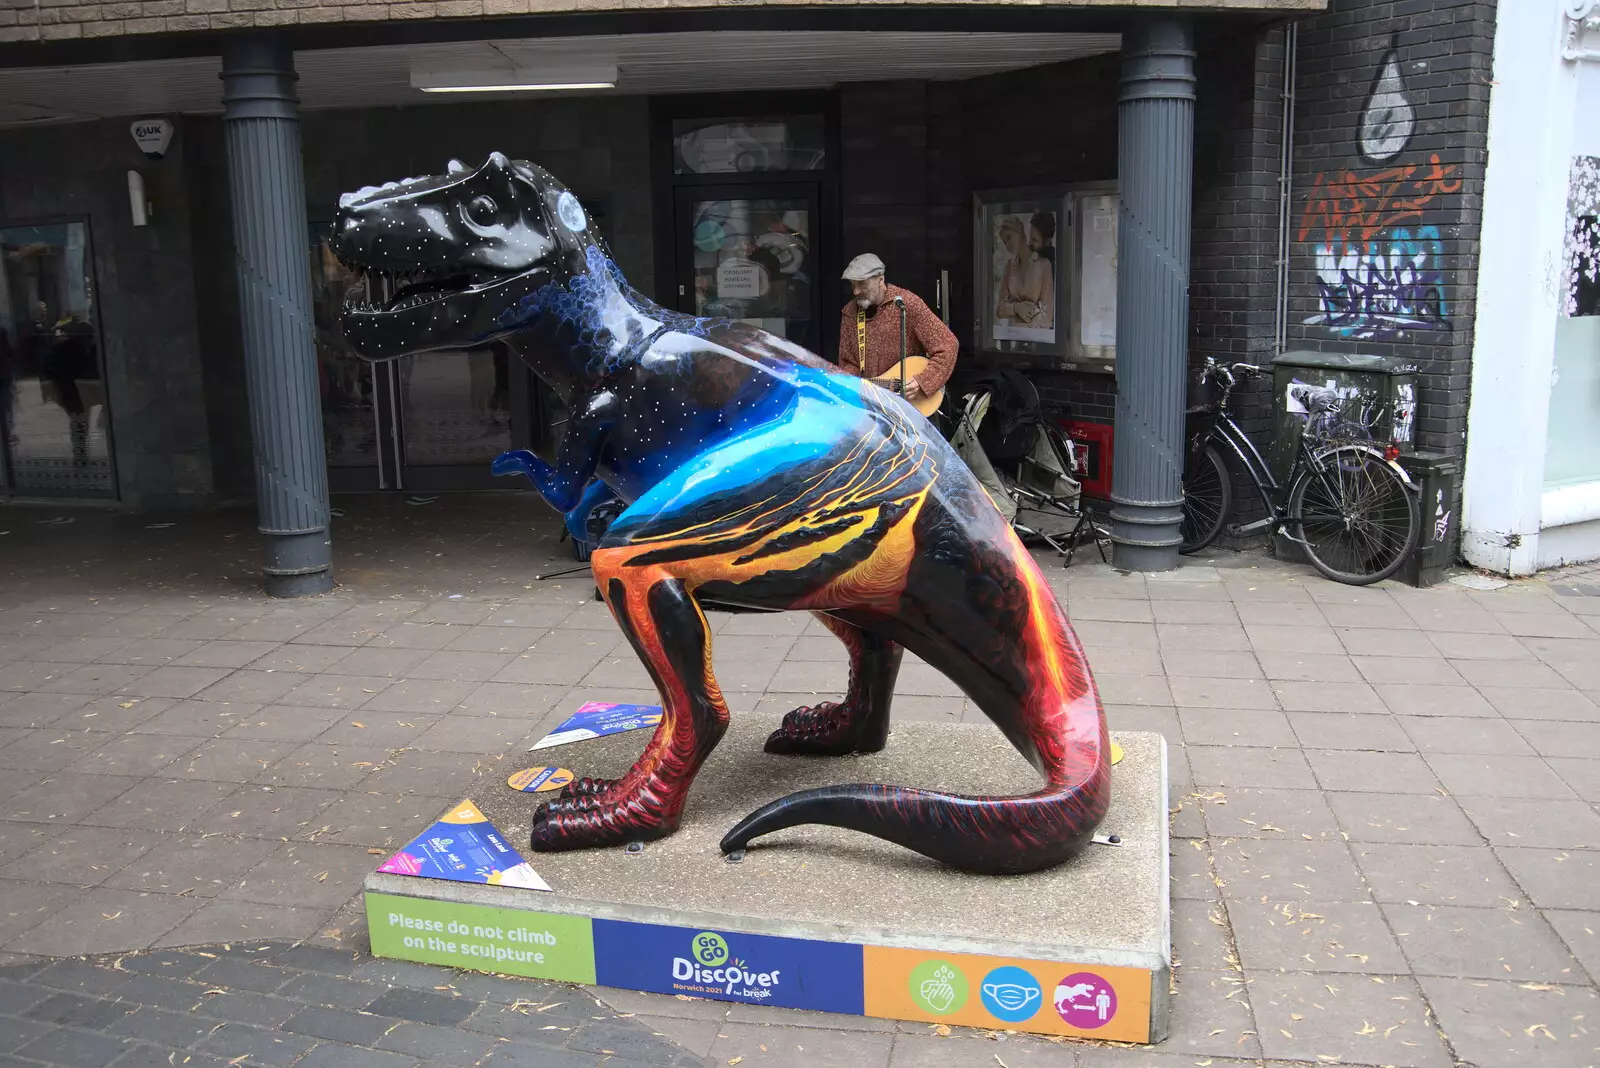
[1178,357,1420,586]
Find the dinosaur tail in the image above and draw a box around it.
[718,743,1108,875]
[721,550,1110,875]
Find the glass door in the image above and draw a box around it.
[673,186,821,355]
[0,221,116,499]
[308,225,534,492]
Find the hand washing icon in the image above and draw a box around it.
[919,966,959,1013]
[982,982,1040,1013]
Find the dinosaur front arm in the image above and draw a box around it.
[564,479,617,542]
[491,387,619,513]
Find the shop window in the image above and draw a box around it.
[1544,156,1600,489]
[0,221,116,498]
[672,116,826,175]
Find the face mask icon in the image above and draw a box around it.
[982,983,1040,1013]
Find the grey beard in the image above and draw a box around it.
[856,297,875,310]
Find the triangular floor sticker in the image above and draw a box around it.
[378,799,550,890]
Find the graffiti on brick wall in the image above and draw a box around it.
[1298,158,1461,338]
[1305,225,1446,338]
[1299,156,1462,249]
[1300,47,1461,340]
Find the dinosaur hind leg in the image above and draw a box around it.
[530,564,728,852]
[766,612,901,756]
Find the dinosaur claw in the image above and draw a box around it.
[530,796,678,853]
[764,700,884,756]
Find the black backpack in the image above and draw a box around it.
[970,367,1044,466]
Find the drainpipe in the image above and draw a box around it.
[1274,20,1298,355]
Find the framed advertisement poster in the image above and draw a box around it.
[973,183,1118,373]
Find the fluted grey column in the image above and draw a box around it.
[1110,19,1195,572]
[220,37,332,596]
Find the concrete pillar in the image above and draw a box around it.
[219,36,333,596]
[1109,18,1196,572]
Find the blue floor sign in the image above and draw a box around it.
[592,920,864,1014]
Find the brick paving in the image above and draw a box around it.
[0,941,702,1067]
[1,494,1599,1068]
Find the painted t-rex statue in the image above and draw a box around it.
[331,153,1109,875]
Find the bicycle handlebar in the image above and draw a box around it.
[1198,358,1267,396]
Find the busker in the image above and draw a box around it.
[837,253,958,413]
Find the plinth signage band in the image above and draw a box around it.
[366,890,1152,1042]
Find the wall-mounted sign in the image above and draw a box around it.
[130,119,174,160]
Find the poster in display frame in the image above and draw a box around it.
[972,182,1119,374]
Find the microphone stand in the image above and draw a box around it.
[893,295,907,398]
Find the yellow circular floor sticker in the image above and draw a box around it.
[1110,740,1125,766]
[508,766,575,792]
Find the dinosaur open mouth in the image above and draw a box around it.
[338,264,479,315]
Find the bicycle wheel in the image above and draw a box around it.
[1289,446,1418,585]
[1180,444,1231,554]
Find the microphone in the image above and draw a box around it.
[892,296,905,307]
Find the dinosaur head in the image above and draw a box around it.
[330,152,602,359]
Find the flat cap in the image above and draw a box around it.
[842,253,886,281]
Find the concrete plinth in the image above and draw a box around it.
[364,719,1171,1043]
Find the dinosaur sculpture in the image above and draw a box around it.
[331,153,1109,875]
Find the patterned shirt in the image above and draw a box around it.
[836,285,958,394]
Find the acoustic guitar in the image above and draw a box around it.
[869,356,945,418]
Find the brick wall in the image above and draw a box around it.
[838,80,941,319]
[1190,21,1287,433]
[0,0,1323,46]
[1287,0,1494,458]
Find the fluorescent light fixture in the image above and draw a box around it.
[410,60,618,94]
[419,82,614,93]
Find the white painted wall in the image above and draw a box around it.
[1461,0,1584,575]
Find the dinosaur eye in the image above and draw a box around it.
[467,195,498,226]
[556,191,586,232]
